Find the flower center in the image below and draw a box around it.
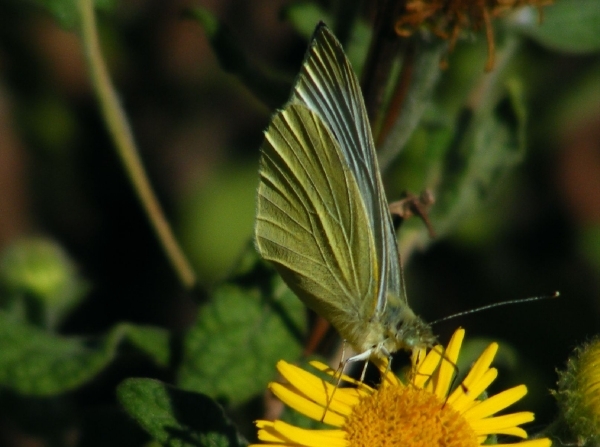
[344,384,479,447]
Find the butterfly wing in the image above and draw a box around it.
[255,104,378,346]
[289,24,404,314]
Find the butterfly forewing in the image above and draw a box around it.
[290,25,404,311]
[255,104,380,345]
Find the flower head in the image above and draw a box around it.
[555,336,600,445]
[252,328,551,447]
[394,0,553,71]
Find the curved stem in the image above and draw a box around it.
[77,0,196,289]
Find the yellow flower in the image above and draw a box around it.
[394,0,553,71]
[252,328,551,447]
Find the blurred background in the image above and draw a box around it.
[0,0,599,445]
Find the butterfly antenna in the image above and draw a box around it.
[430,292,560,325]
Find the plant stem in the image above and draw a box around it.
[77,0,196,289]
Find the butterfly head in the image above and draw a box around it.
[390,307,437,352]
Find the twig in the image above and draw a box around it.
[77,0,196,289]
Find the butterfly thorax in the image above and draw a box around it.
[361,293,436,360]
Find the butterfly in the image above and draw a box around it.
[255,23,435,365]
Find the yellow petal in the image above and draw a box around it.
[309,361,373,392]
[471,343,498,375]
[270,382,347,426]
[256,421,287,443]
[381,367,401,388]
[444,328,465,364]
[248,445,295,447]
[248,444,296,447]
[413,344,444,388]
[462,384,527,420]
[412,346,427,369]
[495,439,552,447]
[434,328,464,399]
[269,420,347,447]
[481,426,528,438]
[276,362,361,412]
[459,343,498,389]
[469,411,534,434]
[448,368,498,411]
[277,361,331,397]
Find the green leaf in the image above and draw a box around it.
[283,4,371,77]
[378,40,447,170]
[511,0,600,54]
[284,2,332,39]
[178,244,306,406]
[112,322,171,368]
[397,75,528,256]
[184,6,291,109]
[0,237,89,329]
[178,164,257,283]
[435,79,527,237]
[30,0,117,30]
[0,313,170,395]
[118,378,245,447]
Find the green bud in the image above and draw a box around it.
[0,237,88,329]
[555,337,600,445]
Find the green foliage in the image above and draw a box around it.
[0,237,88,329]
[434,78,527,234]
[378,39,448,170]
[118,378,246,447]
[178,165,257,283]
[512,0,600,54]
[392,67,529,254]
[178,246,306,406]
[283,2,332,39]
[185,6,291,109]
[282,2,372,70]
[0,313,169,395]
[31,0,116,29]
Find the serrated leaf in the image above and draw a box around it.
[511,0,600,54]
[118,378,245,447]
[0,313,170,395]
[178,245,306,406]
